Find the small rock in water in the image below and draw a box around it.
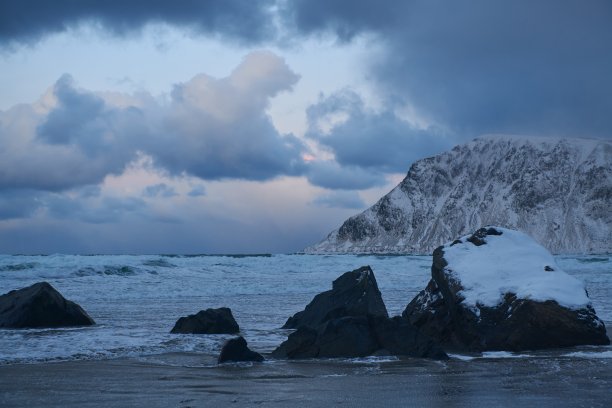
[0,282,95,328]
[218,336,264,363]
[171,307,239,334]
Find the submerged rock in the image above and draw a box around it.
[171,307,239,334]
[403,227,610,351]
[218,336,264,363]
[0,282,95,328]
[283,265,388,329]
[274,266,447,360]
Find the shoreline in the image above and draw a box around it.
[1,353,610,407]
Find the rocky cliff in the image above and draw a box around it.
[305,135,611,254]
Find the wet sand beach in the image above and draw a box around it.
[1,351,610,407]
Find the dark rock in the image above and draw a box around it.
[282,266,388,329]
[218,336,264,363]
[314,316,379,358]
[370,316,448,359]
[171,307,239,334]
[274,266,448,360]
[271,327,320,359]
[404,227,610,351]
[0,282,95,328]
[273,316,378,359]
[273,315,448,360]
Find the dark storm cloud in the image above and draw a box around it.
[0,0,276,46]
[280,0,401,41]
[285,0,612,139]
[0,51,306,193]
[306,90,452,174]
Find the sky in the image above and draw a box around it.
[0,0,611,254]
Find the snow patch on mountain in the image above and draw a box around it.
[306,135,612,254]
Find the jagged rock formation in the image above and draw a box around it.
[0,282,95,328]
[282,266,388,329]
[403,227,610,351]
[306,136,612,254]
[273,266,448,360]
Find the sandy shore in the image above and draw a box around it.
[0,352,610,407]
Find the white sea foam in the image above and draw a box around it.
[563,351,612,359]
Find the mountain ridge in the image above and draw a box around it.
[305,135,612,255]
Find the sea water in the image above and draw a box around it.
[0,254,610,364]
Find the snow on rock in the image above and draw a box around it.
[443,227,590,310]
[403,227,610,352]
[305,135,612,255]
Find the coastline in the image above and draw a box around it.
[1,352,610,407]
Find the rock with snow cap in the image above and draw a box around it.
[282,266,388,330]
[403,227,610,351]
[0,282,95,328]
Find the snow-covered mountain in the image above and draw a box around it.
[305,135,612,255]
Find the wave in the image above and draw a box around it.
[577,257,609,264]
[73,265,139,277]
[141,259,176,268]
[0,262,39,272]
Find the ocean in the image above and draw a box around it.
[1,253,610,364]
[0,254,610,407]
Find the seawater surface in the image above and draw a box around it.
[0,254,610,365]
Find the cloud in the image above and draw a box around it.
[280,0,399,41]
[284,0,612,139]
[142,183,178,198]
[311,190,366,209]
[305,160,386,190]
[0,51,307,193]
[0,101,135,192]
[43,193,148,224]
[0,0,277,47]
[151,51,305,181]
[0,185,148,224]
[188,185,206,197]
[306,90,453,174]
[0,189,42,220]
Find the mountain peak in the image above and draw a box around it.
[306,136,612,255]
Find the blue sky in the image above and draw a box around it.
[0,1,610,254]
